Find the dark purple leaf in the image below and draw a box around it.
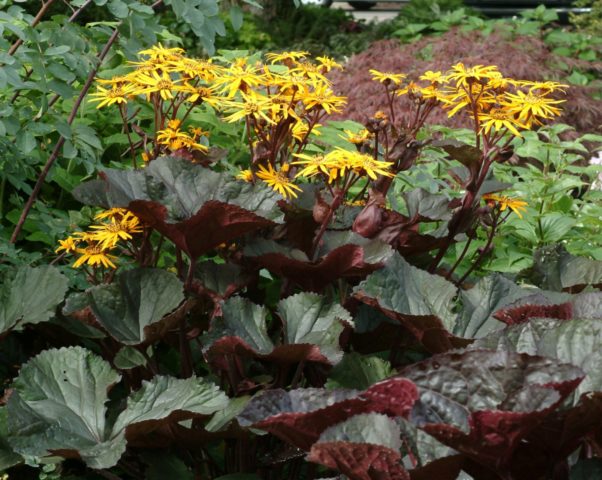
[237,378,418,451]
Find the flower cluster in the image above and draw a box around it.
[56,208,142,269]
[370,63,566,139]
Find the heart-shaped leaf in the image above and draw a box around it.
[237,378,418,451]
[0,266,68,335]
[400,349,583,468]
[307,413,410,480]
[7,347,125,469]
[87,268,184,345]
[354,252,465,352]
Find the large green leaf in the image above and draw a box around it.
[307,413,409,480]
[202,294,352,366]
[0,266,68,335]
[325,352,393,390]
[0,408,21,471]
[278,292,352,364]
[76,157,276,220]
[7,347,125,469]
[112,375,228,434]
[531,244,602,291]
[353,253,461,352]
[87,268,184,345]
[473,316,602,399]
[7,347,228,469]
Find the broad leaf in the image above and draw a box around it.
[237,378,418,451]
[325,352,394,390]
[472,316,602,398]
[73,157,283,258]
[7,347,125,469]
[400,349,583,469]
[244,232,392,291]
[0,408,21,471]
[531,244,602,291]
[307,413,410,480]
[0,266,68,335]
[354,252,464,352]
[87,268,184,345]
[403,188,452,221]
[202,295,353,367]
[278,292,353,364]
[112,375,228,437]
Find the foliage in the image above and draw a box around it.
[571,0,602,34]
[2,38,602,480]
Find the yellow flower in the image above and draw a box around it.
[348,152,394,180]
[73,244,118,269]
[300,84,346,114]
[89,213,143,249]
[222,92,276,124]
[135,70,184,101]
[138,43,184,62]
[256,163,303,199]
[419,70,446,83]
[369,69,407,85]
[55,236,79,254]
[502,90,564,126]
[341,128,372,145]
[292,120,321,142]
[316,56,343,72]
[483,194,528,219]
[292,153,335,179]
[168,57,220,81]
[479,108,527,137]
[266,51,310,64]
[213,63,266,98]
[237,169,253,182]
[94,208,130,221]
[447,63,502,86]
[89,83,133,109]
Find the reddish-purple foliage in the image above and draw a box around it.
[494,302,574,325]
[330,29,602,133]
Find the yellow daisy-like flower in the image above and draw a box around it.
[369,69,407,86]
[89,83,133,109]
[483,193,528,219]
[479,108,527,137]
[316,56,343,72]
[135,70,184,101]
[265,51,310,64]
[502,90,564,126]
[138,43,184,62]
[419,70,447,83]
[341,128,372,145]
[447,63,502,86]
[89,213,143,249]
[300,84,346,114]
[292,153,335,179]
[237,169,253,182]
[256,163,303,199]
[94,208,130,221]
[222,92,276,125]
[73,244,118,269]
[347,151,394,180]
[55,236,80,254]
[213,63,266,98]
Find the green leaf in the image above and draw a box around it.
[229,5,243,30]
[113,346,148,370]
[7,347,126,469]
[356,253,456,324]
[206,396,251,432]
[473,315,602,399]
[143,452,194,480]
[112,375,228,434]
[0,266,69,335]
[403,188,451,221]
[532,244,602,291]
[87,268,184,345]
[0,408,22,471]
[201,297,273,355]
[278,292,352,364]
[325,352,393,390]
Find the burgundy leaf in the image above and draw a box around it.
[308,442,409,480]
[237,378,418,451]
[493,302,573,325]
[129,199,274,259]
